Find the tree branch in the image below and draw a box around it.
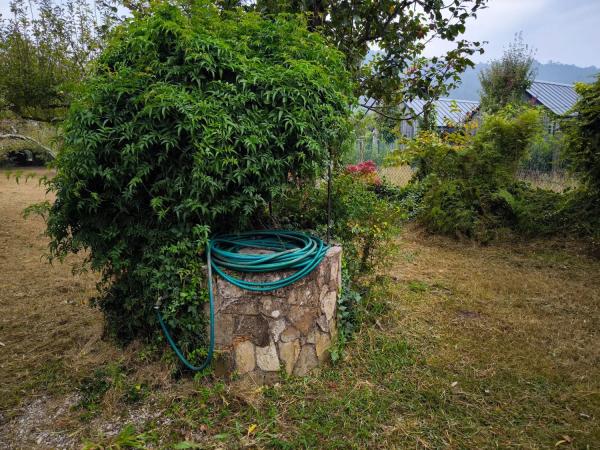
[360,102,427,122]
[0,134,56,159]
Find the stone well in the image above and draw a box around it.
[209,246,341,383]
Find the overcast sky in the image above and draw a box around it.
[1,0,599,68]
[426,0,600,67]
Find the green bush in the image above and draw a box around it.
[273,171,404,278]
[563,75,600,192]
[507,184,600,248]
[558,75,600,251]
[398,106,541,240]
[271,169,405,347]
[331,173,404,275]
[42,2,353,358]
[520,131,565,172]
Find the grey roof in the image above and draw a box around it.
[526,80,579,116]
[408,98,480,127]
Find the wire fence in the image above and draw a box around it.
[352,135,399,167]
[378,165,414,186]
[516,169,577,192]
[351,131,577,191]
[350,133,414,186]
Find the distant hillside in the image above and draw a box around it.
[449,61,600,101]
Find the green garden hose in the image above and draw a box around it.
[156,230,329,371]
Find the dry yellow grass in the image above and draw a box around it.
[0,170,109,409]
[382,227,600,446]
[378,165,413,187]
[393,226,600,371]
[0,170,179,447]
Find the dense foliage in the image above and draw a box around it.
[43,2,353,356]
[1,0,487,125]
[271,165,405,344]
[479,33,535,113]
[397,107,542,240]
[563,75,600,192]
[553,74,600,251]
[390,96,600,249]
[274,168,403,278]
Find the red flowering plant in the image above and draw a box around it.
[345,160,381,185]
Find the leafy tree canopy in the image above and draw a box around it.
[1,0,487,123]
[479,33,536,113]
[0,0,118,120]
[44,1,354,348]
[249,0,486,120]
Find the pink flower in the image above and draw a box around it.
[345,160,381,185]
[346,160,378,175]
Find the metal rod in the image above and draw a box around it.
[326,149,333,244]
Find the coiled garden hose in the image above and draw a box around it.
[156,230,329,371]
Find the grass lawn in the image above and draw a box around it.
[1,169,599,449]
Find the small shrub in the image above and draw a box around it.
[272,164,405,345]
[345,160,381,185]
[396,106,542,240]
[273,169,404,278]
[336,267,363,339]
[332,173,404,274]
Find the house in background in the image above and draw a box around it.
[525,80,579,134]
[399,98,480,138]
[399,81,580,139]
[355,97,480,164]
[355,81,580,166]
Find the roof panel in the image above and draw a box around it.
[526,80,579,115]
[408,98,480,127]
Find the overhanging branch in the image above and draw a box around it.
[0,134,56,159]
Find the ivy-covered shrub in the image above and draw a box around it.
[397,107,541,240]
[42,2,353,357]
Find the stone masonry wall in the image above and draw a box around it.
[210,246,341,384]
